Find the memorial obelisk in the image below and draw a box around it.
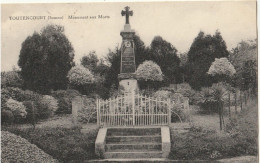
[118,6,138,93]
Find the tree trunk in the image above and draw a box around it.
[228,93,231,119]
[218,102,222,130]
[244,91,247,106]
[32,101,36,130]
[240,91,243,111]
[235,90,237,113]
[221,102,225,127]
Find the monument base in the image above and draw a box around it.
[119,79,138,93]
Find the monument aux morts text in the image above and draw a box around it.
[118,6,139,93]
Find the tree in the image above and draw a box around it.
[230,40,257,96]
[136,60,163,90]
[18,25,75,94]
[208,57,235,130]
[208,58,236,79]
[179,52,188,83]
[133,35,150,67]
[150,36,181,85]
[1,68,23,88]
[81,51,99,72]
[67,65,94,94]
[211,82,229,130]
[208,57,236,118]
[186,30,229,90]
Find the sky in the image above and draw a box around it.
[1,1,257,71]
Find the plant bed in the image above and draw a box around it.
[3,126,99,162]
[169,125,257,160]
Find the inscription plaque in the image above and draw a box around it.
[121,47,135,73]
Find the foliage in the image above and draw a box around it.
[104,46,121,89]
[1,70,23,88]
[51,89,81,114]
[171,103,190,122]
[5,98,27,120]
[18,24,74,94]
[149,36,181,85]
[23,101,38,125]
[1,110,15,124]
[230,40,257,94]
[169,125,257,160]
[4,127,98,162]
[186,30,229,90]
[41,95,58,113]
[81,51,99,72]
[153,90,171,100]
[175,83,196,104]
[104,35,150,90]
[136,60,163,81]
[208,57,236,77]
[78,98,96,123]
[225,99,257,154]
[67,65,94,87]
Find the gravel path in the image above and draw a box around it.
[1,131,59,163]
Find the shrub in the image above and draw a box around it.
[23,101,38,124]
[1,87,41,105]
[6,98,27,122]
[175,83,196,104]
[1,87,24,104]
[1,110,14,124]
[36,97,53,119]
[153,90,172,100]
[41,95,58,113]
[78,98,96,123]
[1,70,23,88]
[68,65,94,86]
[171,103,190,122]
[169,125,256,160]
[51,89,81,114]
[5,127,98,162]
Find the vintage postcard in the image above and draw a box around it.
[1,1,258,162]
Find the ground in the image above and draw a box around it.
[2,101,257,162]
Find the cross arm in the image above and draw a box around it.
[121,10,126,16]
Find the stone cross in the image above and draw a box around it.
[121,6,133,24]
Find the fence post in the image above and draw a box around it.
[167,98,171,125]
[96,98,100,126]
[132,92,135,126]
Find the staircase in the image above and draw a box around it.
[104,128,163,159]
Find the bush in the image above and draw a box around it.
[1,70,23,88]
[78,97,96,123]
[4,127,98,162]
[51,89,81,114]
[171,103,190,122]
[6,98,27,122]
[153,90,172,100]
[41,95,58,113]
[1,110,14,124]
[23,101,38,124]
[1,87,24,104]
[175,83,196,104]
[1,87,41,105]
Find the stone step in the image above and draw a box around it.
[106,135,161,144]
[107,128,161,136]
[105,143,162,152]
[104,151,163,159]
